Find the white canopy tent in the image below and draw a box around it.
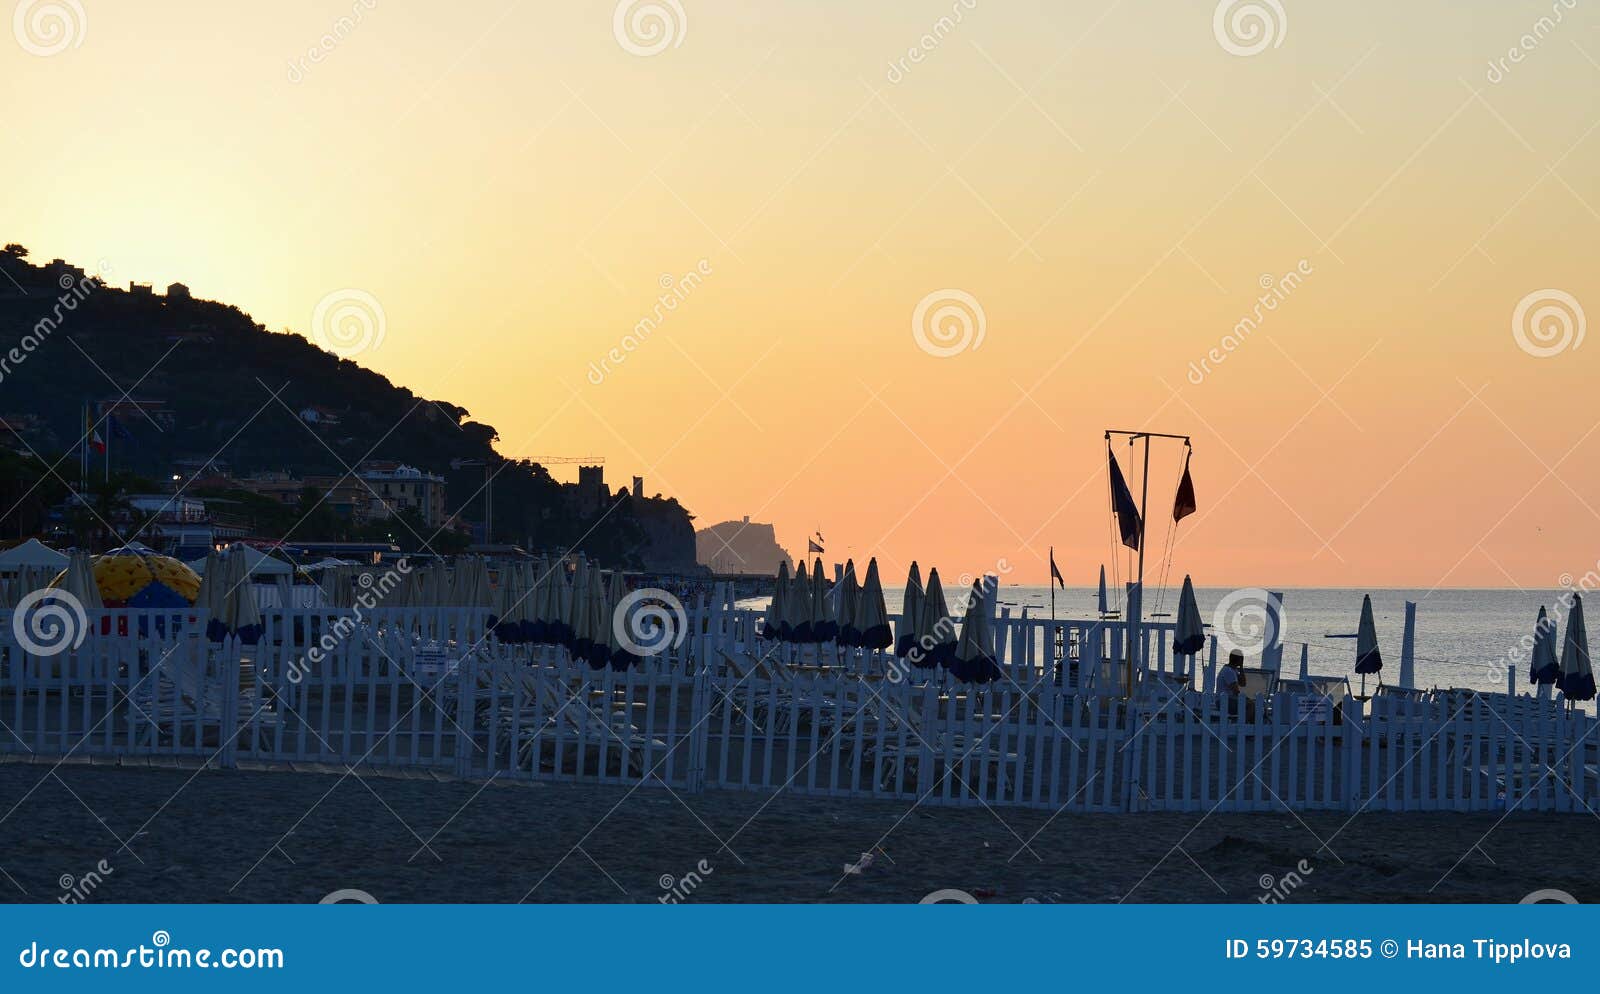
[0,539,68,572]
[189,545,294,577]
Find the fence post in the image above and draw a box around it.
[687,667,709,792]
[454,651,477,779]
[220,631,239,769]
[1341,697,1362,812]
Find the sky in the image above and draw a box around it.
[5,0,1599,588]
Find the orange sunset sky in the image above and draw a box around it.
[6,1,1599,587]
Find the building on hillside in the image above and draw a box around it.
[571,464,607,516]
[123,494,213,559]
[354,462,447,528]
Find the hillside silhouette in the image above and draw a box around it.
[0,245,695,569]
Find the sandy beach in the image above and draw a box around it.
[0,760,1588,905]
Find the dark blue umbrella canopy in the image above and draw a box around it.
[1172,575,1205,656]
[951,581,1000,684]
[1355,594,1383,675]
[1530,605,1560,686]
[895,562,925,658]
[858,558,893,652]
[788,559,813,644]
[1560,594,1596,702]
[916,568,953,669]
[836,559,861,647]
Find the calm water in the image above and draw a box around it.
[750,584,1578,697]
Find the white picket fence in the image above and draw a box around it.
[1,607,1595,814]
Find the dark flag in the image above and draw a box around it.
[1173,450,1196,522]
[807,538,824,554]
[1108,448,1141,551]
[1049,547,1064,589]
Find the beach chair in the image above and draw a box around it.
[864,689,1021,798]
[715,650,845,733]
[492,664,663,778]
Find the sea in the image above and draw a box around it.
[746,585,1581,699]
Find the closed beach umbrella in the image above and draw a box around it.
[581,566,609,669]
[567,558,591,658]
[952,581,1000,684]
[492,562,522,643]
[858,558,892,652]
[230,546,265,644]
[467,557,494,612]
[765,561,789,642]
[606,570,637,670]
[918,567,954,669]
[546,560,573,648]
[788,559,814,643]
[526,558,550,644]
[1172,575,1205,656]
[836,559,861,647]
[58,550,105,610]
[1098,565,1109,616]
[896,562,925,658]
[1354,593,1382,696]
[1559,594,1596,703]
[1530,605,1560,687]
[197,549,228,641]
[811,558,835,643]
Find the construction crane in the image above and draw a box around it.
[516,455,604,465]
